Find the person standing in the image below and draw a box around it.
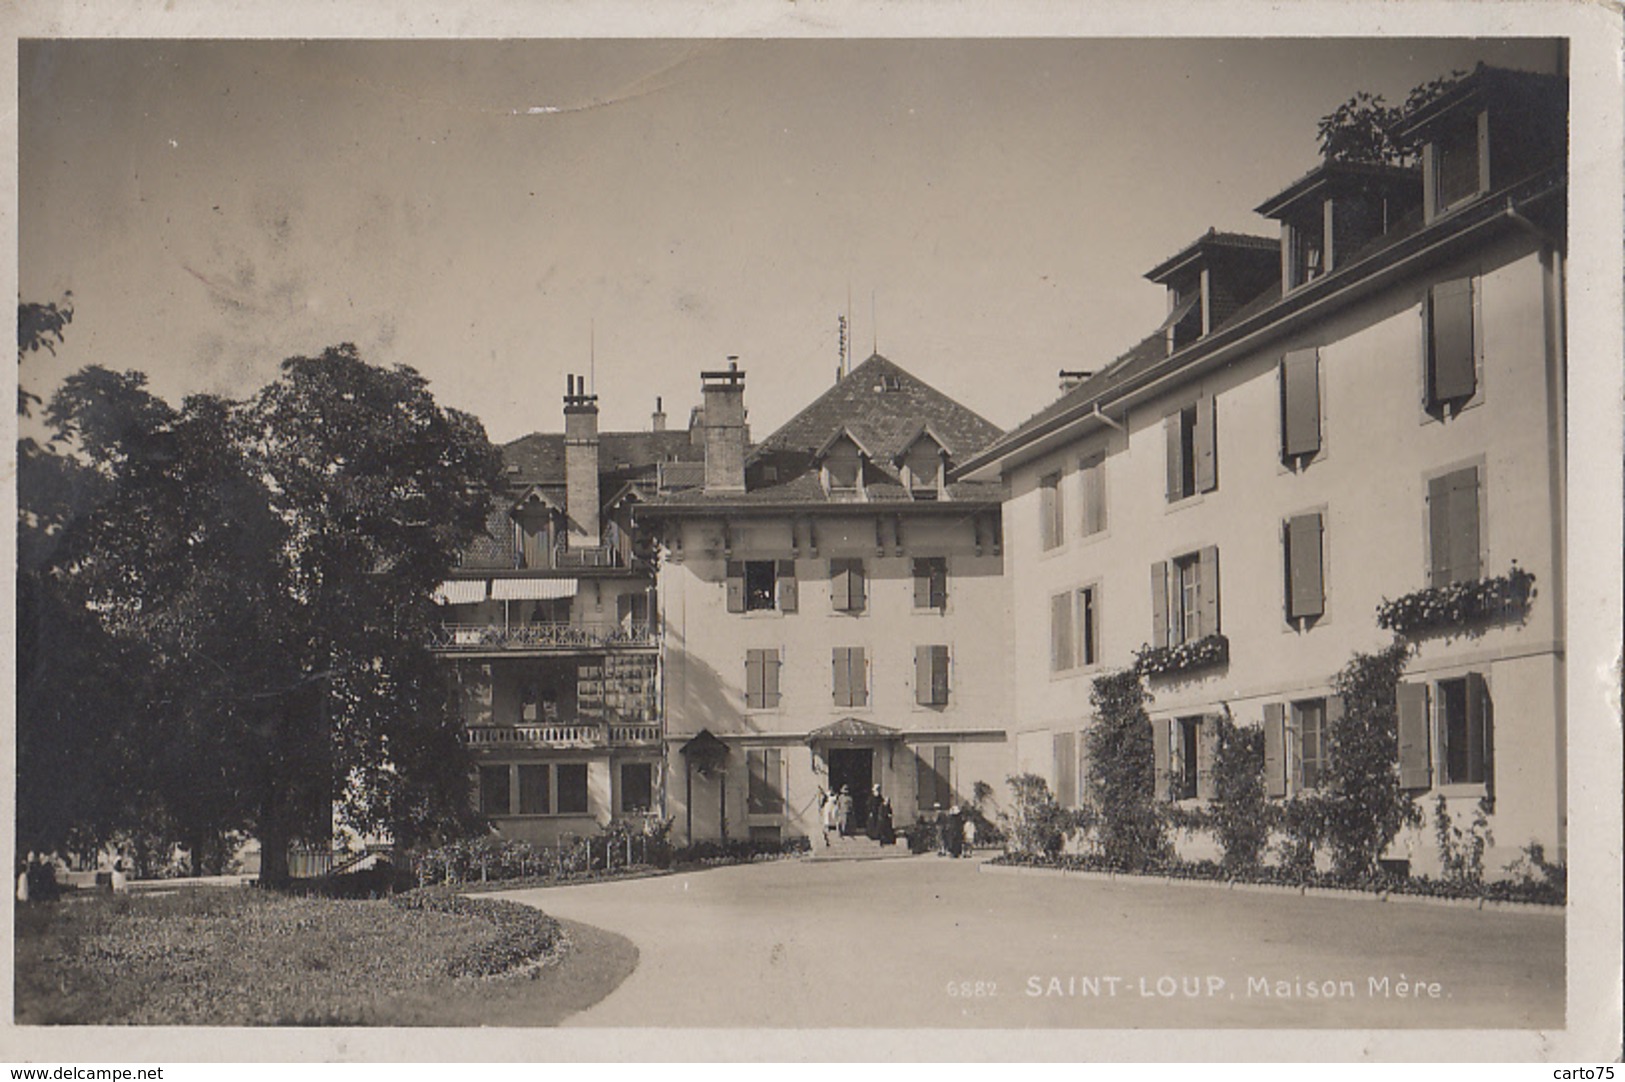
[877,795,896,846]
[836,786,853,837]
[945,804,964,858]
[866,784,883,839]
[819,788,837,846]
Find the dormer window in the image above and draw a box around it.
[512,491,561,570]
[1286,209,1326,290]
[1431,110,1486,216]
[897,429,949,501]
[816,429,870,501]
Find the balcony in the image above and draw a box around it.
[429,621,657,653]
[466,723,664,749]
[551,544,622,569]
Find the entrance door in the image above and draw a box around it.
[826,747,873,832]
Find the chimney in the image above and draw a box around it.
[563,373,600,548]
[700,357,747,494]
[652,395,667,433]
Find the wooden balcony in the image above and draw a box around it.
[429,621,657,653]
[466,723,665,749]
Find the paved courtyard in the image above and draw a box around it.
[497,854,1565,1029]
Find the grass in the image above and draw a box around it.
[13,886,606,1026]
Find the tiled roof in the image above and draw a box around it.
[460,505,521,570]
[502,430,702,487]
[1144,229,1280,283]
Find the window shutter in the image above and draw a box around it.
[1281,349,1322,458]
[1195,718,1218,801]
[850,560,866,612]
[1428,278,1476,404]
[912,559,930,608]
[832,647,850,707]
[1195,393,1217,492]
[931,645,950,705]
[1396,682,1432,790]
[1286,512,1325,619]
[832,560,851,611]
[748,750,766,812]
[1051,592,1073,671]
[765,650,781,707]
[1197,545,1220,638]
[725,560,745,613]
[745,650,765,709]
[1053,731,1078,807]
[1465,671,1491,789]
[916,750,935,811]
[931,561,947,609]
[1287,704,1305,792]
[776,559,798,612]
[851,646,867,707]
[1081,455,1106,535]
[1150,561,1169,649]
[1151,718,1170,802]
[1164,415,1183,501]
[1427,474,1454,587]
[933,745,953,807]
[765,748,783,812]
[1449,468,1481,583]
[1263,703,1287,799]
[915,646,933,706]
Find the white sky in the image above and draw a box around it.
[19,37,1562,443]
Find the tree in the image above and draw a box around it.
[1083,670,1169,870]
[1317,70,1467,166]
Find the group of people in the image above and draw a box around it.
[818,784,896,846]
[931,803,977,858]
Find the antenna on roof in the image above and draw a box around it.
[837,314,848,383]
[871,290,878,355]
[845,282,853,377]
[589,319,596,394]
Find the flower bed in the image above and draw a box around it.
[406,833,811,889]
[1133,633,1229,678]
[389,887,565,978]
[987,851,1565,907]
[1376,565,1535,636]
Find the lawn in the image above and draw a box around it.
[13,886,633,1026]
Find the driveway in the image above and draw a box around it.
[497,855,1564,1028]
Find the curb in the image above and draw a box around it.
[978,862,1565,915]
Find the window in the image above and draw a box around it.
[1397,674,1493,790]
[1053,585,1100,672]
[1079,452,1107,536]
[479,765,511,817]
[555,763,589,815]
[1425,278,1477,412]
[1288,214,1326,289]
[619,762,654,814]
[1164,394,1216,501]
[1263,696,1343,796]
[916,745,953,812]
[1279,349,1322,462]
[830,558,867,613]
[518,764,550,815]
[915,645,950,706]
[832,647,868,708]
[1039,472,1064,550]
[747,748,784,814]
[903,440,943,498]
[1283,512,1325,623]
[913,557,948,610]
[1151,547,1220,648]
[824,439,863,497]
[727,559,797,613]
[1427,465,1481,587]
[744,648,782,710]
[1154,716,1214,801]
[616,590,650,628]
[1432,112,1484,215]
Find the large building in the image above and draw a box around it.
[432,379,699,845]
[637,355,1012,846]
[957,66,1568,873]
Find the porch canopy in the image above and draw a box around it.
[679,729,731,773]
[490,578,578,601]
[433,579,488,605]
[805,718,902,745]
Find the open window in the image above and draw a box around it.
[1164,394,1217,501]
[1151,547,1220,648]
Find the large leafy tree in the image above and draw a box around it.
[1317,70,1466,166]
[28,341,503,880]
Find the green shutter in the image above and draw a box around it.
[725,560,745,613]
[932,645,950,705]
[1053,731,1077,807]
[1150,561,1169,649]
[1164,415,1183,501]
[933,745,953,807]
[776,559,798,612]
[1197,545,1220,638]
[1051,592,1073,671]
[1151,718,1170,802]
[745,650,765,709]
[915,646,933,706]
[832,647,850,707]
[764,650,780,708]
[1263,703,1287,799]
[1287,512,1325,619]
[1428,278,1476,404]
[851,647,867,707]
[1195,393,1217,492]
[766,748,783,812]
[1281,349,1322,458]
[916,750,936,811]
[1195,718,1218,801]
[1465,671,1491,789]
[1081,454,1106,535]
[912,559,930,608]
[832,560,851,611]
[1427,474,1454,587]
[1396,682,1432,790]
[931,560,948,609]
[1449,468,1481,583]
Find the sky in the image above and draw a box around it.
[19,37,1563,445]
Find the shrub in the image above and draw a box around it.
[1206,714,1270,872]
[1319,640,1421,880]
[1000,774,1082,857]
[388,887,563,978]
[1434,795,1493,887]
[1084,670,1170,870]
[1277,796,1329,873]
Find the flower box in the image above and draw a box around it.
[1376,565,1535,637]
[1133,633,1229,678]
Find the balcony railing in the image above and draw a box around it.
[467,723,665,749]
[429,621,657,652]
[552,543,621,569]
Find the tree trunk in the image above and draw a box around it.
[190,829,207,878]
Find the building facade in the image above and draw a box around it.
[638,355,1012,845]
[958,67,1568,874]
[433,379,700,845]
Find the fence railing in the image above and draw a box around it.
[465,723,664,748]
[609,724,663,745]
[428,621,657,651]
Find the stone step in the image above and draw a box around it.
[807,835,916,861]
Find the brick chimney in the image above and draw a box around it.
[652,396,667,433]
[563,373,600,548]
[700,358,747,493]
